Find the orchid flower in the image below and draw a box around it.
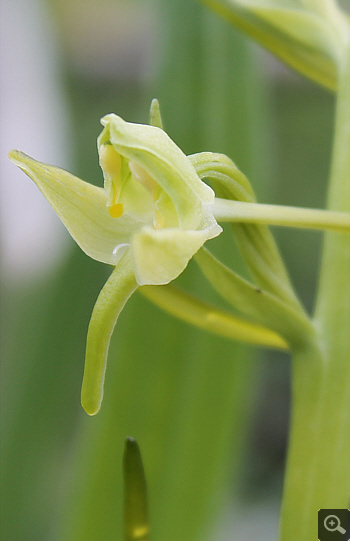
[10,106,347,418]
[9,112,222,415]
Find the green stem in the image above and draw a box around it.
[280,43,350,541]
[211,198,350,233]
[315,44,350,328]
[280,341,350,541]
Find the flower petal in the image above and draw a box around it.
[131,219,222,285]
[99,114,215,230]
[9,150,140,265]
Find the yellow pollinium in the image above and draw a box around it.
[99,143,122,179]
[100,144,124,218]
[109,202,124,218]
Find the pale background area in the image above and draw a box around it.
[0,0,70,280]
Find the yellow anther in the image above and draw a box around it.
[99,144,122,179]
[109,203,124,218]
[100,144,123,212]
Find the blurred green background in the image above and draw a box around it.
[0,0,334,540]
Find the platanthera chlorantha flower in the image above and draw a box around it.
[9,113,222,415]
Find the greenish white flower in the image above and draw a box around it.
[9,113,222,415]
[9,114,221,285]
[97,114,222,284]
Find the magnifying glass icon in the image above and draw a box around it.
[324,514,346,534]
